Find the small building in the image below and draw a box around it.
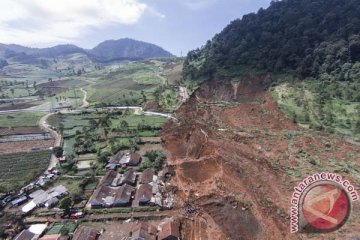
[45,197,59,208]
[139,169,155,184]
[14,230,35,240]
[101,171,118,186]
[15,224,48,240]
[89,184,134,208]
[113,184,134,207]
[119,169,136,186]
[106,151,142,169]
[158,218,181,240]
[10,196,28,207]
[131,222,157,240]
[128,153,141,166]
[89,186,113,208]
[39,234,61,240]
[135,184,153,206]
[72,226,99,240]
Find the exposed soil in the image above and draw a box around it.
[0,127,44,136]
[161,75,360,240]
[0,102,37,111]
[0,139,54,154]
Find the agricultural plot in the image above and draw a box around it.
[87,61,167,106]
[0,150,51,193]
[0,112,45,127]
[48,111,167,163]
[46,222,77,235]
[0,140,53,154]
[273,82,360,140]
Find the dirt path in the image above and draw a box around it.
[179,86,189,103]
[39,113,61,170]
[80,88,89,108]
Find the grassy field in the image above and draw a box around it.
[0,150,51,193]
[0,112,45,127]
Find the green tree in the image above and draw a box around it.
[53,146,64,158]
[59,197,72,214]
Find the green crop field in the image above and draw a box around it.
[46,222,77,235]
[0,150,51,193]
[273,80,360,141]
[0,112,45,127]
[87,61,166,106]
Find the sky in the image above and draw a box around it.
[0,0,270,56]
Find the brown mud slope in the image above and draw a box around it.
[162,75,360,240]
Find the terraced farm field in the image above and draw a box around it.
[0,150,51,192]
[0,112,45,127]
[0,140,54,154]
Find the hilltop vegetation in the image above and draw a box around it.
[183,0,360,140]
[183,0,360,81]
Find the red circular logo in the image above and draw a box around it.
[300,183,351,232]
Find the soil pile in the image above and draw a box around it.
[162,75,360,240]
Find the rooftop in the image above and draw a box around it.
[139,168,155,184]
[73,226,98,240]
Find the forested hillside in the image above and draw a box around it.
[183,0,360,139]
[184,0,360,80]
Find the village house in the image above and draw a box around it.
[14,224,48,240]
[72,227,99,240]
[101,169,136,187]
[89,184,134,208]
[137,168,162,206]
[131,222,157,240]
[135,184,153,206]
[10,195,28,207]
[106,151,142,170]
[101,170,118,186]
[39,234,62,240]
[139,168,155,184]
[118,169,136,186]
[158,218,181,240]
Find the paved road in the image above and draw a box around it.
[39,113,61,170]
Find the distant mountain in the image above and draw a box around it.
[0,38,173,64]
[89,38,173,62]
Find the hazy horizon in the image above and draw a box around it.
[0,0,270,56]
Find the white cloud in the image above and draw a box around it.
[179,0,218,10]
[0,0,161,46]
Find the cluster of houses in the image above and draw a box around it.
[14,217,181,240]
[105,151,142,170]
[7,184,68,214]
[88,167,163,208]
[21,185,69,213]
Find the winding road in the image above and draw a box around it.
[39,113,61,170]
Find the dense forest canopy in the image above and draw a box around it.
[183,0,360,86]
